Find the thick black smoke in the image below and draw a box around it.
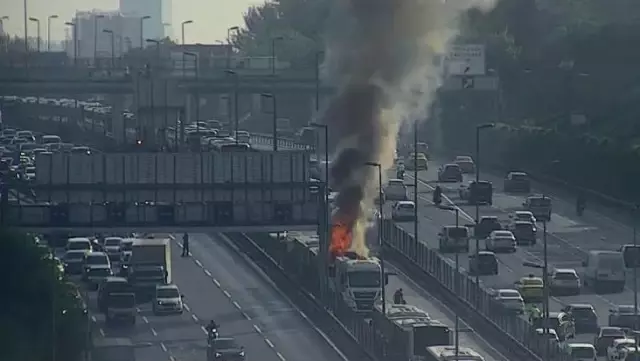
[322,0,496,256]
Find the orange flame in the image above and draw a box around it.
[330,220,352,259]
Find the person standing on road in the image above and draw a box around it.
[182,233,190,257]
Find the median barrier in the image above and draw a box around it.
[381,218,559,361]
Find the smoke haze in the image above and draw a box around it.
[322,0,496,257]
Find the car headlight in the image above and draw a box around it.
[214,353,222,358]
[239,351,245,356]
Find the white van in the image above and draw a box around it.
[563,343,596,361]
[582,250,625,293]
[66,237,93,252]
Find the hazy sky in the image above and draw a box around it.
[1,0,265,43]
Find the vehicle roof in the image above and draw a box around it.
[132,238,169,246]
[395,201,415,206]
[589,250,622,256]
[104,276,128,283]
[477,251,495,256]
[480,216,498,220]
[535,328,557,334]
[554,268,577,274]
[86,252,108,257]
[443,225,467,229]
[105,236,124,240]
[444,163,460,167]
[68,237,91,242]
[388,179,404,183]
[156,284,178,290]
[508,171,528,176]
[514,221,534,225]
[567,343,595,349]
[491,230,514,236]
[66,249,88,254]
[569,303,594,309]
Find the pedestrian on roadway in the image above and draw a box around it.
[182,232,190,257]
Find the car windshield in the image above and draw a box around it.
[601,328,625,337]
[494,231,513,238]
[88,268,111,276]
[571,347,595,359]
[515,223,534,232]
[348,271,381,288]
[86,254,108,265]
[617,341,635,350]
[522,278,543,286]
[511,173,528,181]
[68,241,90,250]
[108,293,135,307]
[571,307,595,317]
[481,218,499,226]
[157,288,180,298]
[554,272,578,280]
[214,339,239,350]
[617,306,639,314]
[398,203,414,210]
[121,242,133,251]
[499,290,520,298]
[105,238,122,246]
[447,227,468,238]
[478,254,496,262]
[66,252,84,260]
[598,256,624,270]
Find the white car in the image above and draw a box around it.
[563,343,597,361]
[392,201,416,221]
[384,179,408,201]
[454,155,475,173]
[486,230,517,253]
[153,284,184,315]
[509,211,537,227]
[103,237,124,261]
[494,289,524,313]
[607,338,635,361]
[549,268,581,295]
[535,328,559,349]
[234,131,251,144]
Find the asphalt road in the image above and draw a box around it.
[389,157,638,353]
[170,232,347,361]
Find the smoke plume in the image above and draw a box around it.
[322,0,496,257]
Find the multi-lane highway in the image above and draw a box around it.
[169,232,347,361]
[391,157,637,349]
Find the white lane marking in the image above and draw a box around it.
[233,301,242,310]
[151,328,158,337]
[136,307,142,312]
[169,356,176,361]
[204,269,212,277]
[160,342,168,352]
[265,338,275,348]
[213,279,221,287]
[191,314,198,322]
[242,312,251,320]
[99,328,105,336]
[223,290,231,298]
[183,304,191,312]
[277,352,286,361]
[91,316,96,322]
[142,316,149,324]
[194,259,203,267]
[253,324,262,334]
[201,326,208,334]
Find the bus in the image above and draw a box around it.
[426,346,485,361]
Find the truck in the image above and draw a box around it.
[91,337,135,361]
[372,303,452,360]
[127,238,170,292]
[328,253,385,312]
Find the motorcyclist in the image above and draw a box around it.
[526,304,542,325]
[433,185,443,205]
[393,288,405,304]
[396,163,405,179]
[206,320,219,341]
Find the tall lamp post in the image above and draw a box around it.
[183,51,199,146]
[474,122,495,287]
[28,17,40,52]
[102,29,115,68]
[270,36,284,76]
[365,161,386,315]
[180,20,193,77]
[311,122,330,299]
[413,121,419,249]
[260,93,278,151]
[227,26,239,69]
[139,15,150,49]
[440,205,461,359]
[65,21,77,65]
[225,70,240,143]
[1,16,9,53]
[93,14,105,63]
[146,38,161,149]
[314,51,324,113]
[633,205,639,344]
[46,15,58,52]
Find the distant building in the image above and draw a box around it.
[67,10,141,59]
[119,0,171,41]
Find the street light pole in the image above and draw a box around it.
[315,51,323,113]
[225,70,240,143]
[28,17,40,52]
[139,16,150,49]
[0,17,8,53]
[260,93,278,151]
[180,20,193,78]
[413,121,419,250]
[146,38,161,149]
[227,26,239,69]
[47,15,58,52]
[23,0,28,54]
[270,36,283,76]
[441,205,461,359]
[311,122,330,300]
[474,123,495,288]
[543,217,550,361]
[103,29,115,68]
[366,161,386,315]
[634,205,639,345]
[93,14,105,63]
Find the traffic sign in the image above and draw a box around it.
[446,44,485,76]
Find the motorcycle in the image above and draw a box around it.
[207,328,219,345]
[396,169,405,179]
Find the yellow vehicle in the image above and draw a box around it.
[515,275,544,302]
[406,153,428,171]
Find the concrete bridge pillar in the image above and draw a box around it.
[135,73,183,149]
[109,96,125,143]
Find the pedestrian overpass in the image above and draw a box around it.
[2,151,326,233]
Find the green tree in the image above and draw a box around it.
[0,230,89,361]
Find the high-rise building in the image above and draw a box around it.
[67,10,142,59]
[119,0,171,41]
